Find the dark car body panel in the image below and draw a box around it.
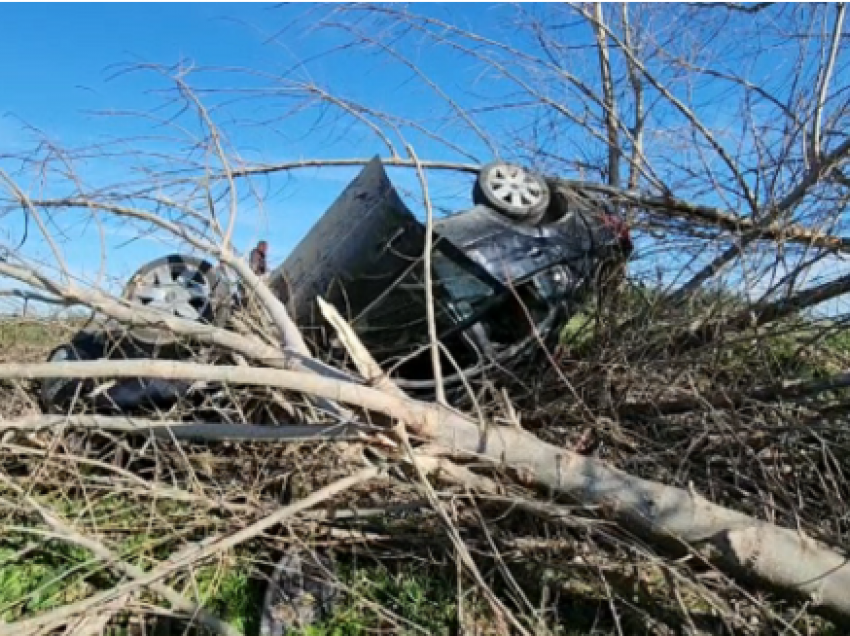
[434,202,619,304]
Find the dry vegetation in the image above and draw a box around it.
[2,2,850,635]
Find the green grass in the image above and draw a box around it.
[190,562,261,634]
[0,549,477,634]
[0,545,261,632]
[0,534,260,632]
[0,545,108,621]
[559,310,597,353]
[0,489,234,622]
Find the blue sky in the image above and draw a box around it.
[1,3,848,315]
[1,4,350,272]
[0,2,499,289]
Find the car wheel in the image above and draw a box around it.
[122,254,231,347]
[40,338,98,413]
[472,161,551,224]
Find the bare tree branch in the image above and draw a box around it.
[812,3,846,161]
[672,135,850,300]
[620,4,644,190]
[591,3,621,188]
[408,144,446,405]
[572,2,759,212]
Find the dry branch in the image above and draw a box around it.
[408,144,447,404]
[620,4,644,190]
[747,273,850,327]
[317,297,405,398]
[570,181,850,254]
[20,157,850,259]
[591,3,621,188]
[209,156,850,255]
[0,360,435,432]
[811,3,846,161]
[0,260,359,387]
[3,359,849,618]
[226,157,479,179]
[0,289,73,306]
[0,415,368,443]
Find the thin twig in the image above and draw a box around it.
[407,144,446,404]
[812,3,846,160]
[397,425,531,636]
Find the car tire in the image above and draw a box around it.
[472,161,551,225]
[122,254,232,347]
[40,336,100,413]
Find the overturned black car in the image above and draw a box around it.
[40,157,633,412]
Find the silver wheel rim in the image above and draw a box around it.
[486,164,544,210]
[128,262,212,321]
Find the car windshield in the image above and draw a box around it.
[343,239,509,367]
[430,249,496,319]
[352,244,497,330]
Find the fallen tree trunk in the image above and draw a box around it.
[4,360,849,620]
